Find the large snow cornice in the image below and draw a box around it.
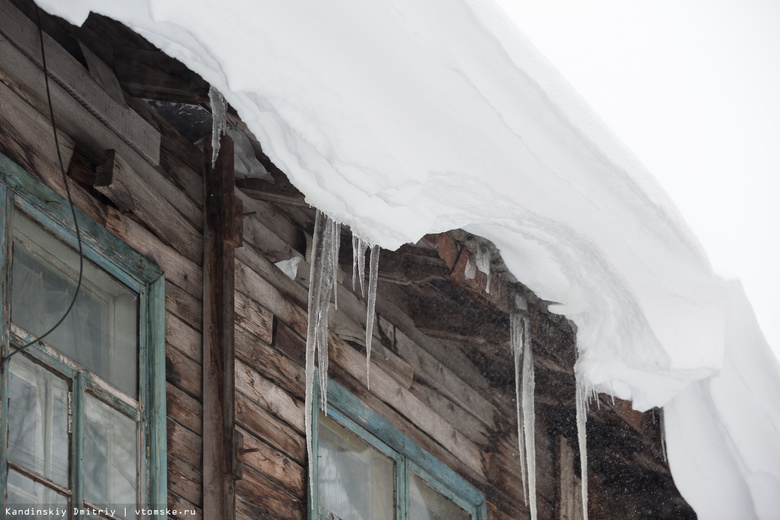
[37,1,780,517]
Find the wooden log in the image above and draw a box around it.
[237,426,305,498]
[167,417,202,469]
[235,392,306,464]
[235,359,305,433]
[0,76,108,226]
[0,29,202,230]
[77,40,126,106]
[236,496,276,520]
[234,291,273,345]
[166,343,202,399]
[202,135,238,520]
[165,311,202,364]
[167,491,202,520]
[408,379,488,446]
[236,466,304,520]
[0,0,161,164]
[274,319,305,367]
[165,279,202,331]
[235,325,305,400]
[168,452,203,508]
[105,206,202,299]
[234,260,485,478]
[166,381,202,435]
[95,149,202,263]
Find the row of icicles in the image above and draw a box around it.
[301,210,594,520]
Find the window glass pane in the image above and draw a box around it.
[7,354,69,487]
[318,413,394,520]
[6,469,69,517]
[11,210,139,398]
[83,394,137,516]
[409,473,470,520]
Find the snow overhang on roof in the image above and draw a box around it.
[36,1,780,518]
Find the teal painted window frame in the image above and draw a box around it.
[0,152,167,518]
[310,376,487,520]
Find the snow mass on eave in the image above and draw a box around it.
[36,0,780,518]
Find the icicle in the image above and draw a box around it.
[356,238,368,296]
[660,408,668,463]
[521,317,537,520]
[576,380,589,520]
[352,235,359,292]
[510,314,528,504]
[208,86,227,167]
[331,219,341,309]
[304,211,340,498]
[365,245,380,390]
[475,245,491,293]
[464,253,477,279]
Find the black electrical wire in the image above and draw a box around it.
[3,6,85,364]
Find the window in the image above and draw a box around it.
[310,379,486,520]
[0,154,166,518]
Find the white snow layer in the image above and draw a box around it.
[38,0,780,517]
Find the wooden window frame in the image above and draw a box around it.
[0,152,166,518]
[310,376,487,520]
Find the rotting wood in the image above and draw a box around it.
[235,392,306,464]
[236,466,304,520]
[0,77,111,227]
[166,310,202,363]
[0,0,161,164]
[235,325,305,400]
[165,279,202,331]
[166,381,202,435]
[0,31,203,230]
[167,417,202,469]
[237,426,305,498]
[202,134,239,520]
[104,206,202,299]
[166,342,202,399]
[168,451,203,508]
[95,149,202,263]
[235,358,305,433]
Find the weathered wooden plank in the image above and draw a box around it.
[235,189,304,255]
[408,379,488,446]
[394,326,500,429]
[235,495,277,520]
[166,343,202,399]
[556,435,583,520]
[202,134,238,520]
[235,359,305,433]
[238,426,305,498]
[105,206,202,298]
[486,501,516,520]
[165,279,202,331]
[168,451,202,508]
[167,491,202,520]
[166,381,202,435]
[234,291,274,345]
[78,40,126,105]
[236,466,304,520]
[0,0,161,164]
[235,392,306,464]
[0,30,202,230]
[165,310,202,364]
[0,76,109,226]
[234,259,486,477]
[95,149,202,263]
[235,325,304,400]
[167,417,202,469]
[274,319,305,367]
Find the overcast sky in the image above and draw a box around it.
[496,0,780,357]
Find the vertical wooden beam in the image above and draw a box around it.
[203,134,239,520]
[556,435,583,520]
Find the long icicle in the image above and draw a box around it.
[521,316,537,520]
[352,235,359,292]
[576,379,589,520]
[365,245,380,390]
[305,210,327,499]
[357,238,368,296]
[511,314,528,504]
[331,219,341,310]
[208,86,227,167]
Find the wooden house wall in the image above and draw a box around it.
[0,3,687,520]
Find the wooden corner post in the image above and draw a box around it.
[203,134,242,520]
